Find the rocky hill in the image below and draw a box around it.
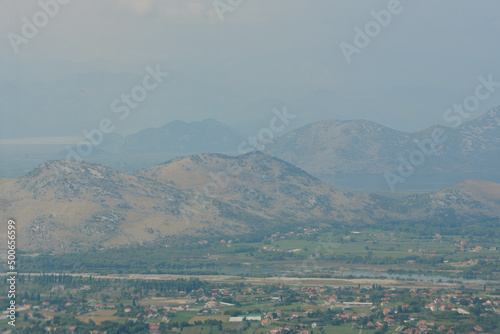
[0,155,384,253]
[405,179,500,220]
[1,156,499,253]
[0,160,190,252]
[138,152,392,223]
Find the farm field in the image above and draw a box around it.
[76,309,128,323]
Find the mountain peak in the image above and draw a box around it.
[121,119,244,154]
[266,118,410,175]
[18,160,124,197]
[25,160,114,179]
[442,179,500,200]
[475,106,500,123]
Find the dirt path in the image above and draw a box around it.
[7,272,477,289]
[3,272,494,289]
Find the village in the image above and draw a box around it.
[3,223,500,334]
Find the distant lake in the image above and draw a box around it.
[343,269,499,284]
[216,264,500,284]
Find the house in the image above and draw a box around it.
[205,301,218,309]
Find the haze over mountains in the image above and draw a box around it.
[0,105,495,254]
[1,154,499,253]
[2,107,500,192]
[0,73,373,140]
[122,107,500,185]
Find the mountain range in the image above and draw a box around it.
[81,106,500,186]
[2,107,500,192]
[266,107,500,179]
[1,153,499,253]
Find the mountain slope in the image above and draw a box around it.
[0,155,384,253]
[138,152,393,223]
[0,160,193,252]
[406,179,500,220]
[1,157,499,253]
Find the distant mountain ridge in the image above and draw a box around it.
[266,119,411,175]
[2,108,500,192]
[266,107,500,179]
[119,119,244,154]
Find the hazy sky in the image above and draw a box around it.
[1,0,500,139]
